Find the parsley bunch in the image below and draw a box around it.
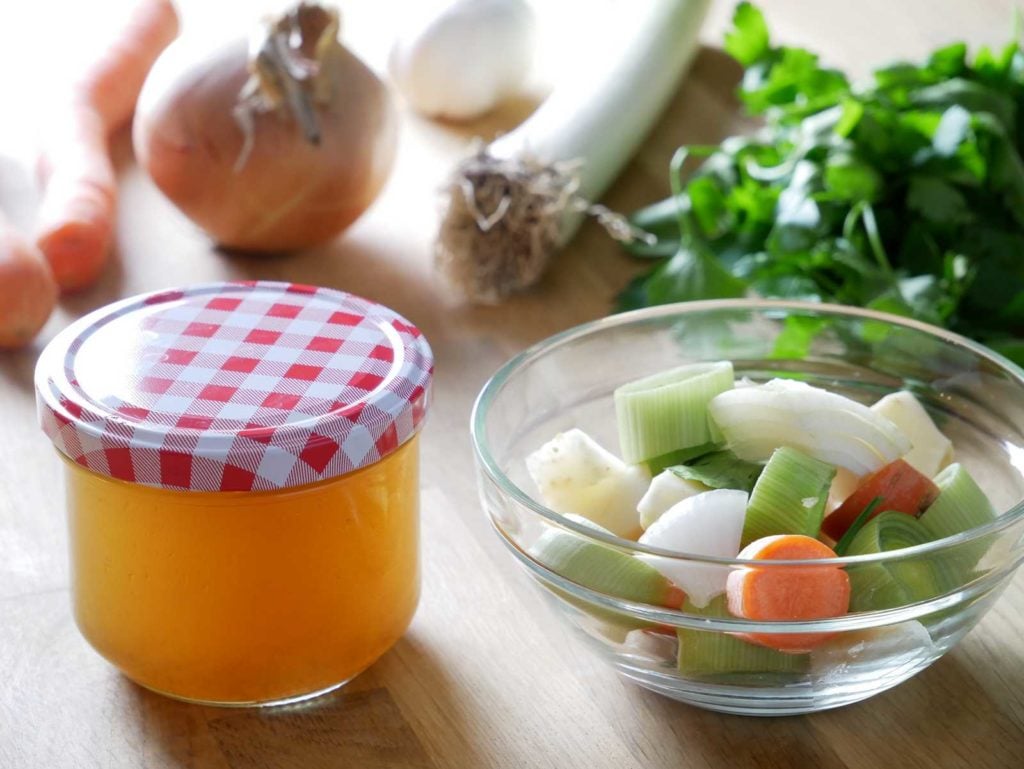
[620,3,1024,362]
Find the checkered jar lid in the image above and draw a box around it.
[35,282,433,491]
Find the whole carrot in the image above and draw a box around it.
[0,213,58,349]
[35,0,179,292]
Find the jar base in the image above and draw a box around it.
[129,673,361,709]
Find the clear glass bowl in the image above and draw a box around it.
[471,300,1024,715]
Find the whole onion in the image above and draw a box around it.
[133,2,397,252]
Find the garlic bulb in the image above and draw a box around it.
[388,0,536,121]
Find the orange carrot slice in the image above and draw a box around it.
[0,214,58,348]
[821,459,939,542]
[35,0,179,292]
[726,535,850,653]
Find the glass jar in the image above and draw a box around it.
[35,282,433,706]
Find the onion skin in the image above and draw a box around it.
[134,28,397,252]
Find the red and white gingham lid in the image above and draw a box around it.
[35,282,433,492]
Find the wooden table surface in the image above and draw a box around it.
[2,1,1023,767]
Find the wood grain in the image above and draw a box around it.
[2,1,1023,768]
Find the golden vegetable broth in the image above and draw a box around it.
[65,437,420,704]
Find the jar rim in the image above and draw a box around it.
[36,281,433,491]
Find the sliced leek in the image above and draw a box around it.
[919,463,997,580]
[526,428,648,537]
[676,597,808,676]
[708,379,911,476]
[870,391,953,477]
[919,463,996,539]
[615,361,734,464]
[743,447,836,545]
[637,469,708,530]
[529,527,679,607]
[844,511,945,611]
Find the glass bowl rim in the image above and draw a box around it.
[470,299,1024,567]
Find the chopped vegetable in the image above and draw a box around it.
[844,511,944,611]
[870,392,953,478]
[529,525,685,609]
[821,459,939,541]
[135,2,397,252]
[919,463,997,576]
[708,378,911,475]
[614,361,734,464]
[637,470,708,530]
[0,215,58,349]
[726,534,850,652]
[743,447,835,545]
[388,0,536,121]
[522,359,1001,666]
[919,463,996,539]
[619,1,1024,364]
[669,449,763,492]
[637,489,748,608]
[36,0,179,292]
[677,596,808,676]
[526,428,648,537]
[435,0,712,302]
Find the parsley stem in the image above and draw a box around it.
[860,204,894,277]
[669,147,695,241]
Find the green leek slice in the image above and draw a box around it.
[615,362,734,464]
[919,463,998,582]
[919,463,996,539]
[742,447,835,545]
[528,527,678,608]
[844,512,946,611]
[676,596,808,677]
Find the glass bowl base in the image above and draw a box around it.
[130,673,361,709]
[614,657,936,716]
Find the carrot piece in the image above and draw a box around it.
[665,584,687,609]
[726,535,850,653]
[821,459,939,542]
[35,0,180,292]
[0,214,58,349]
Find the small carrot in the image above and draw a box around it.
[0,214,58,349]
[726,535,850,653]
[821,459,939,542]
[35,0,179,292]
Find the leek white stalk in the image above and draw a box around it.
[435,0,712,302]
[708,379,911,476]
